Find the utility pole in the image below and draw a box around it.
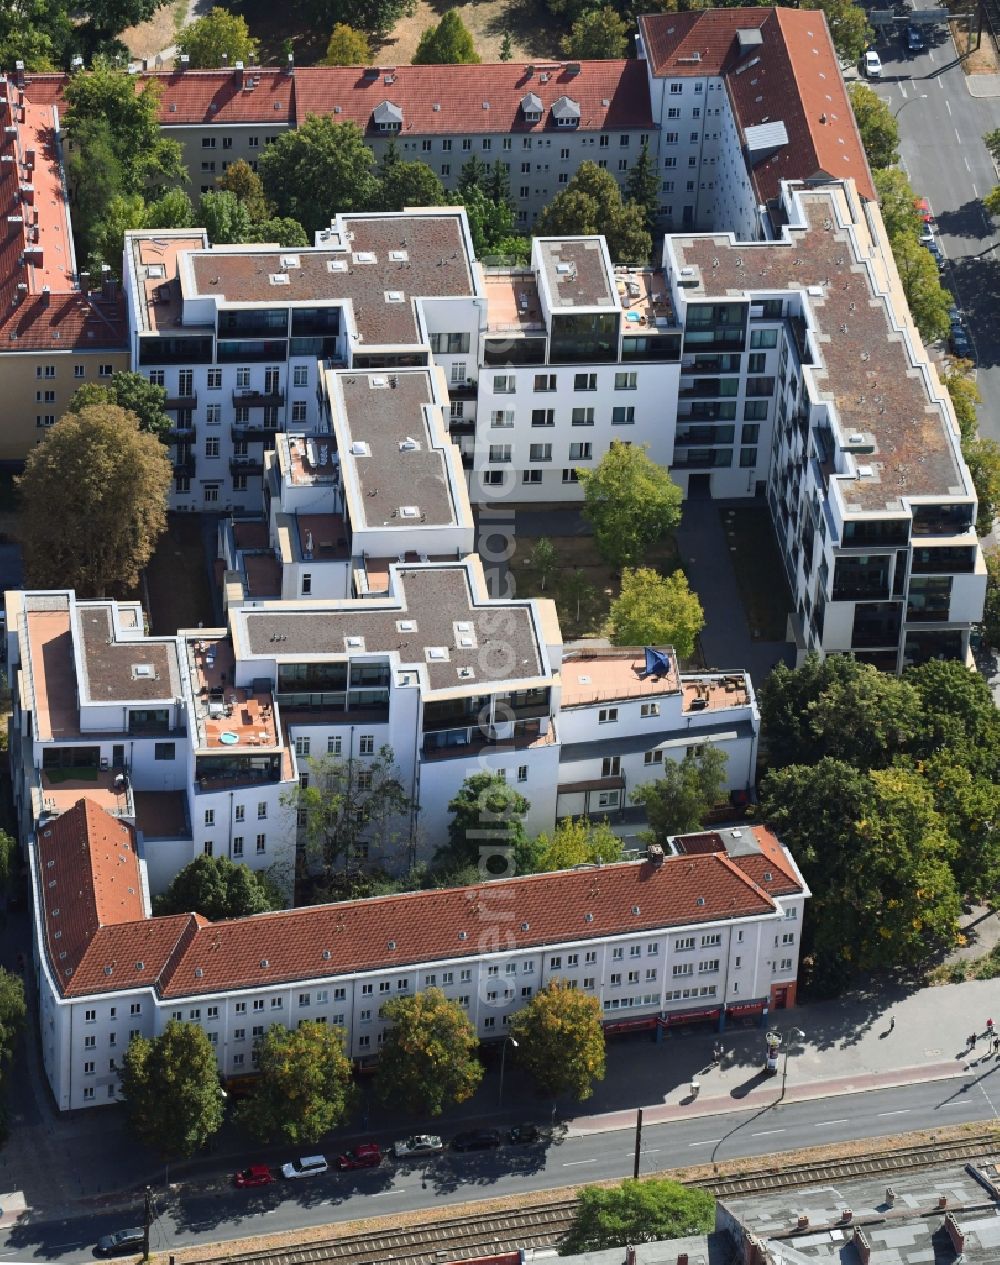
[142,1185,153,1261]
[633,1108,643,1180]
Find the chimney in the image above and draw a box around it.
[70,55,84,74]
[646,843,665,867]
[14,282,26,305]
[234,60,244,87]
[14,61,24,89]
[102,270,118,302]
[221,53,228,67]
[24,148,34,169]
[79,268,91,293]
[179,53,190,71]
[885,1186,895,1207]
[41,285,50,307]
[24,245,42,268]
[19,183,34,205]
[284,52,294,75]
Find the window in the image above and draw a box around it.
[442,139,452,151]
[204,808,215,827]
[257,802,267,819]
[529,443,552,463]
[84,1061,95,1075]
[612,946,624,961]
[83,1087,95,1101]
[84,1035,96,1049]
[602,755,621,777]
[37,365,55,378]
[550,955,563,970]
[359,734,375,755]
[207,369,222,390]
[74,364,85,378]
[256,834,266,854]
[612,406,635,425]
[531,408,554,427]
[517,764,528,782]
[460,968,472,982]
[599,707,619,723]
[202,136,216,149]
[154,742,174,761]
[561,468,579,484]
[232,836,244,857]
[519,186,530,199]
[493,374,515,394]
[644,749,663,766]
[568,442,592,461]
[491,409,514,428]
[522,470,542,485]
[610,973,622,987]
[534,373,557,391]
[750,327,779,350]
[574,372,597,391]
[203,840,214,856]
[673,963,694,977]
[253,999,265,1012]
[205,437,220,458]
[294,736,311,757]
[781,932,795,945]
[699,959,720,974]
[702,933,721,947]
[489,444,512,464]
[293,365,308,388]
[785,906,798,920]
[462,139,472,151]
[328,736,342,756]
[615,372,638,391]
[572,406,594,426]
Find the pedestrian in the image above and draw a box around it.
[988,1018,995,1037]
[994,1035,999,1056]
[970,1031,978,1048]
[889,1017,895,1033]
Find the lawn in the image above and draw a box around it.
[509,532,681,643]
[143,514,217,635]
[720,504,793,642]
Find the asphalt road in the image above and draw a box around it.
[8,1070,1000,1264]
[867,14,1000,439]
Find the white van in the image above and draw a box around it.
[280,1154,328,1179]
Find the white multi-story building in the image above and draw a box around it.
[665,180,986,669]
[31,798,806,1109]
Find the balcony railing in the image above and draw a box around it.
[230,456,265,475]
[164,393,198,410]
[173,454,196,476]
[232,389,285,407]
[231,423,280,443]
[165,422,197,442]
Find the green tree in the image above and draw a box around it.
[376,988,483,1115]
[963,436,1000,535]
[0,832,16,898]
[579,442,683,570]
[240,1022,355,1144]
[624,143,659,233]
[436,772,537,877]
[609,568,704,658]
[943,364,981,443]
[0,969,25,1062]
[559,569,596,626]
[216,159,270,222]
[890,230,951,344]
[0,0,74,70]
[145,188,195,230]
[499,31,514,61]
[154,854,283,920]
[65,117,121,259]
[919,750,1000,903]
[70,369,171,436]
[984,548,1000,649]
[905,658,1000,771]
[511,980,606,1101]
[199,189,253,245]
[873,166,922,240]
[537,163,650,264]
[760,653,922,770]
[290,746,415,883]
[413,10,481,64]
[463,186,520,256]
[245,216,310,247]
[533,818,624,872]
[378,158,446,211]
[90,192,149,277]
[178,7,258,68]
[804,0,871,64]
[120,1020,224,1159]
[323,22,372,64]
[458,154,490,197]
[561,6,630,58]
[258,116,377,236]
[527,537,558,592]
[561,1179,715,1255]
[292,0,415,41]
[631,747,728,842]
[19,404,170,597]
[847,83,899,170]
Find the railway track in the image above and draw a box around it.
[188,1129,1000,1265]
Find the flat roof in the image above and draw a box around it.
[129,231,208,334]
[185,212,476,348]
[483,272,545,334]
[76,606,180,706]
[560,649,681,706]
[332,370,458,530]
[537,238,616,309]
[235,563,545,692]
[669,187,967,512]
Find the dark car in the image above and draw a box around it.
[925,240,945,268]
[951,327,973,358]
[95,1228,144,1257]
[337,1143,382,1170]
[906,25,925,51]
[452,1128,501,1151]
[508,1123,541,1144]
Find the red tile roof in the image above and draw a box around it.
[292,60,653,135]
[639,8,874,203]
[37,801,801,1001]
[153,67,296,126]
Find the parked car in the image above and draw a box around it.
[951,326,973,358]
[913,196,934,224]
[95,1228,145,1257]
[393,1134,444,1159]
[925,240,945,268]
[337,1143,382,1170]
[906,24,925,51]
[234,1164,273,1188]
[863,50,883,78]
[508,1123,541,1145]
[919,223,935,245]
[452,1128,501,1151]
[280,1154,328,1179]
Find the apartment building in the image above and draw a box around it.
[637,8,874,235]
[32,798,806,1109]
[665,180,986,669]
[0,73,128,462]
[472,235,681,501]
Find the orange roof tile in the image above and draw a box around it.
[37,802,802,1002]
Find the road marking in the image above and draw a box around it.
[751,1128,786,1136]
[369,1188,406,1196]
[966,156,972,171]
[688,1139,721,1147]
[946,99,952,116]
[623,1148,660,1156]
[877,1109,910,1118]
[956,128,963,145]
[813,1119,849,1127]
[563,1158,599,1167]
[973,183,979,198]
[938,74,945,89]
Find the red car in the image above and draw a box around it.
[913,197,933,224]
[337,1143,382,1170]
[234,1164,274,1188]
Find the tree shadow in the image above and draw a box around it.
[422,1138,550,1194]
[932,198,994,243]
[947,251,1000,369]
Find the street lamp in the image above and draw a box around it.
[498,1035,518,1107]
[780,1027,806,1101]
[893,93,928,119]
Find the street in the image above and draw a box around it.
[2,1072,999,1263]
[866,10,1000,438]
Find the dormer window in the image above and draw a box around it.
[552,95,581,129]
[520,92,543,124]
[373,100,403,133]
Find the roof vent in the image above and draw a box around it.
[346,635,365,649]
[353,251,377,265]
[631,905,641,915]
[327,259,348,273]
[350,440,370,456]
[764,871,773,882]
[400,504,420,517]
[260,958,269,969]
[195,967,203,978]
[458,930,468,941]
[387,939,397,950]
[269,273,290,286]
[104,966,113,976]
[322,949,331,960]
[136,961,144,971]
[696,896,706,906]
[280,254,300,269]
[369,376,388,389]
[731,828,743,838]
[427,646,448,662]
[397,619,417,632]
[52,908,60,917]
[384,290,405,303]
[458,666,475,679]
[584,912,594,923]
[389,249,408,262]
[521,921,530,931]
[131,663,155,680]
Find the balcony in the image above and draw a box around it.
[448,417,476,435]
[230,456,265,476]
[164,422,197,442]
[173,454,196,476]
[448,379,478,398]
[231,423,279,444]
[232,389,285,408]
[164,393,198,411]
